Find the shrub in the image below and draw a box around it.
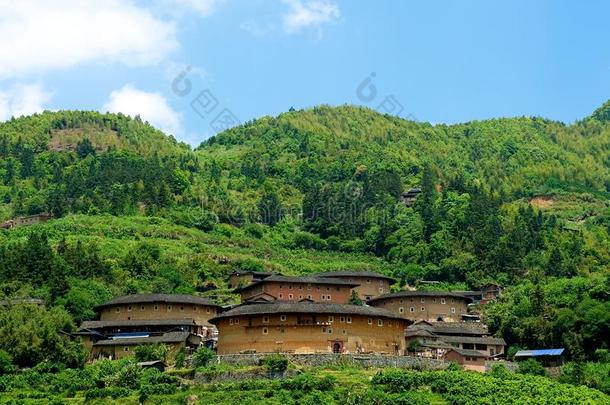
[489,364,512,379]
[0,350,15,375]
[134,343,169,362]
[291,231,327,250]
[192,347,216,368]
[262,354,289,374]
[517,359,546,376]
[174,348,186,368]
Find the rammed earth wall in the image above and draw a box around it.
[216,353,447,369]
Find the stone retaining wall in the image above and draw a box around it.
[216,353,446,369]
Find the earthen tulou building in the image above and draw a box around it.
[367,291,472,323]
[210,302,409,355]
[76,269,504,368]
[77,294,221,360]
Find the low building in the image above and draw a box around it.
[0,213,53,229]
[0,297,44,306]
[228,271,274,289]
[368,291,472,322]
[234,275,359,304]
[514,348,565,367]
[444,348,488,372]
[91,331,201,360]
[400,188,421,207]
[405,320,506,360]
[78,294,221,361]
[314,271,396,301]
[210,302,410,355]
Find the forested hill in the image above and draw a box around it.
[199,103,610,198]
[0,105,609,371]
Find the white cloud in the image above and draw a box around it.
[102,84,182,136]
[0,84,52,121]
[282,0,340,35]
[0,0,178,80]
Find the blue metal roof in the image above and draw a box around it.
[514,348,564,357]
[111,332,150,339]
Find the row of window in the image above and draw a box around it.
[278,293,314,300]
[278,284,343,291]
[229,315,389,327]
[398,307,456,314]
[397,297,456,304]
[114,305,214,314]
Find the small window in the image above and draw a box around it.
[167,305,172,311]
[206,307,211,314]
[289,294,293,299]
[421,307,425,312]
[289,285,293,289]
[299,295,303,299]
[235,318,240,324]
[366,279,371,284]
[322,327,327,333]
[127,305,132,311]
[451,298,455,304]
[346,317,352,324]
[327,295,332,301]
[421,298,425,303]
[377,319,383,326]
[433,298,437,303]
[399,299,403,304]
[367,318,372,325]
[321,295,326,300]
[263,316,269,323]
[124,347,130,352]
[154,305,159,311]
[342,329,347,335]
[229,318,234,325]
[262,327,268,334]
[115,307,120,313]
[340,317,345,323]
[280,315,287,322]
[279,285,283,289]
[410,307,415,312]
[327,328,333,334]
[441,298,446,304]
[399,307,404,313]
[180,306,184,311]
[328,316,334,323]
[140,305,145,311]
[279,293,283,299]
[451,307,456,313]
[307,295,312,299]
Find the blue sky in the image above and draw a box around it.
[0,0,609,146]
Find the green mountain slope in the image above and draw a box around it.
[0,105,609,369]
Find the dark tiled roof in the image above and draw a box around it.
[448,348,488,358]
[79,318,197,330]
[93,331,192,346]
[405,329,435,338]
[431,323,489,336]
[94,294,220,310]
[314,271,396,284]
[234,275,359,293]
[367,291,473,304]
[209,302,410,324]
[440,335,506,346]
